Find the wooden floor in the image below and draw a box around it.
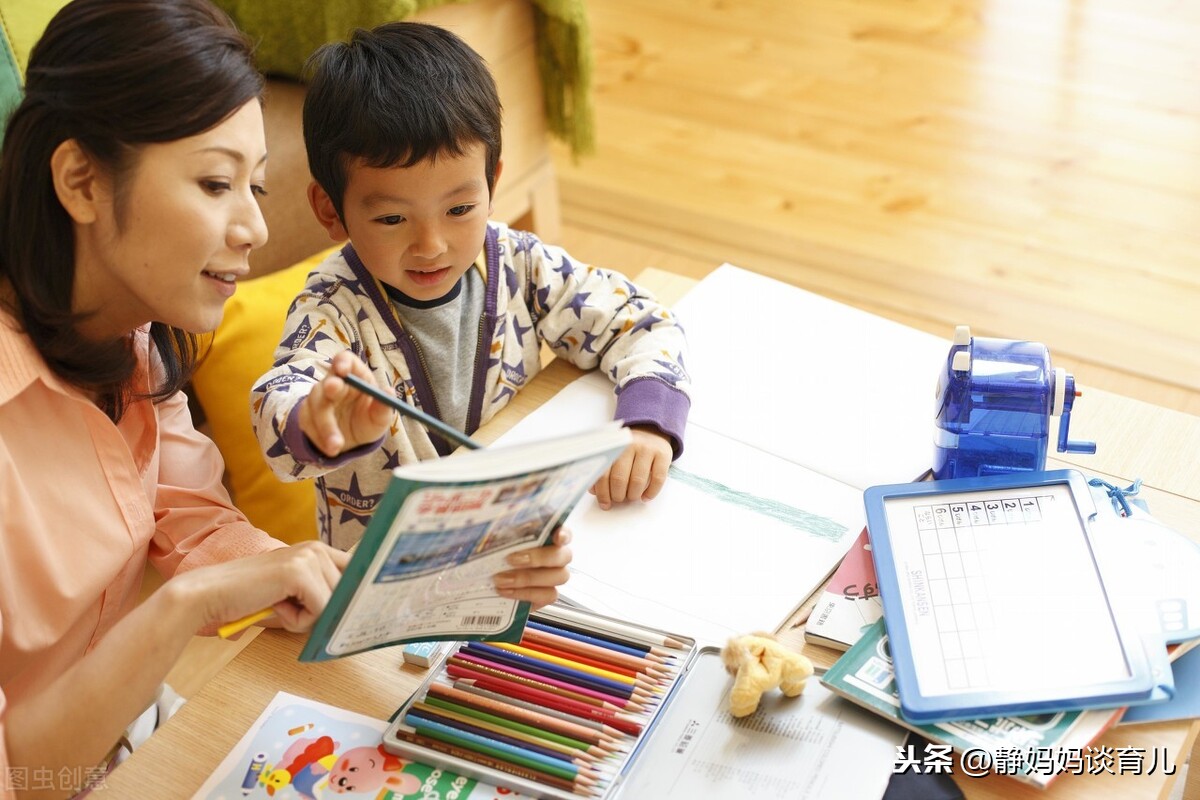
[550,0,1200,416]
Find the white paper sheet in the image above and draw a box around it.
[495,373,864,645]
[671,264,947,489]
[572,423,864,644]
[619,659,903,799]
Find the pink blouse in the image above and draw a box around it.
[0,311,283,794]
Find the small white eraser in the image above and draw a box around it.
[402,640,454,668]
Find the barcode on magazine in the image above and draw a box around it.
[460,614,503,627]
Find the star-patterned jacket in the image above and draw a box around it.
[250,222,691,549]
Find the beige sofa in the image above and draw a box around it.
[250,0,561,278]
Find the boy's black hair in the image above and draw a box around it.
[303,22,503,220]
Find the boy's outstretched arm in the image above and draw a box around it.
[299,350,396,456]
[590,427,674,509]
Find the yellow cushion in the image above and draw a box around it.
[0,0,71,145]
[192,247,339,544]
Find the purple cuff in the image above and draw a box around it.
[613,377,690,460]
[284,401,384,467]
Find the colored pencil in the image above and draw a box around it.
[536,609,687,652]
[459,648,656,709]
[404,714,584,781]
[449,681,635,739]
[541,607,686,650]
[388,727,594,796]
[518,637,641,678]
[427,683,619,746]
[517,637,673,685]
[407,709,598,774]
[463,643,652,699]
[527,619,671,662]
[489,641,644,685]
[522,627,671,674]
[452,677,645,737]
[418,697,608,757]
[452,652,648,710]
[393,611,695,797]
[216,608,274,640]
[447,658,631,711]
[410,703,604,767]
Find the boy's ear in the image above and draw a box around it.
[50,139,103,224]
[308,181,349,241]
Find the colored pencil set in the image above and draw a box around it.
[383,605,695,799]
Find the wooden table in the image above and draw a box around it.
[107,269,1200,800]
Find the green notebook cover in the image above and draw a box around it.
[299,424,630,662]
[820,619,1121,788]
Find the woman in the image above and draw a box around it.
[0,1,571,795]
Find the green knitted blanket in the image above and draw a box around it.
[213,0,594,155]
[0,0,592,154]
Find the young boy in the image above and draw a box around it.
[251,22,691,551]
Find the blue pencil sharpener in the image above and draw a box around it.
[933,326,1096,480]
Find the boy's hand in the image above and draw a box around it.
[298,351,395,457]
[493,527,573,609]
[590,427,673,510]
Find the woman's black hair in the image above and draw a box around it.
[0,0,263,420]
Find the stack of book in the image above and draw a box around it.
[810,475,1200,789]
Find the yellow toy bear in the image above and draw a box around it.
[721,632,814,717]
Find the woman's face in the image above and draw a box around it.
[73,99,268,338]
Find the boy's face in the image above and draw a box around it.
[313,142,498,302]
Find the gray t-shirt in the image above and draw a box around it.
[385,269,485,434]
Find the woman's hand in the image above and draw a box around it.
[492,527,573,609]
[172,541,350,634]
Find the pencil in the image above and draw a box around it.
[489,641,642,685]
[418,698,608,757]
[427,683,618,746]
[518,637,672,683]
[447,657,646,712]
[452,677,645,737]
[404,713,584,778]
[451,652,641,708]
[463,643,649,699]
[522,627,673,675]
[217,608,273,639]
[411,702,603,763]
[409,707,587,768]
[344,373,481,451]
[388,727,592,795]
[538,606,687,651]
[450,681,637,739]
[527,619,671,662]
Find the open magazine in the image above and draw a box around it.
[299,424,630,662]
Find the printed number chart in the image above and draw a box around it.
[899,486,1127,695]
